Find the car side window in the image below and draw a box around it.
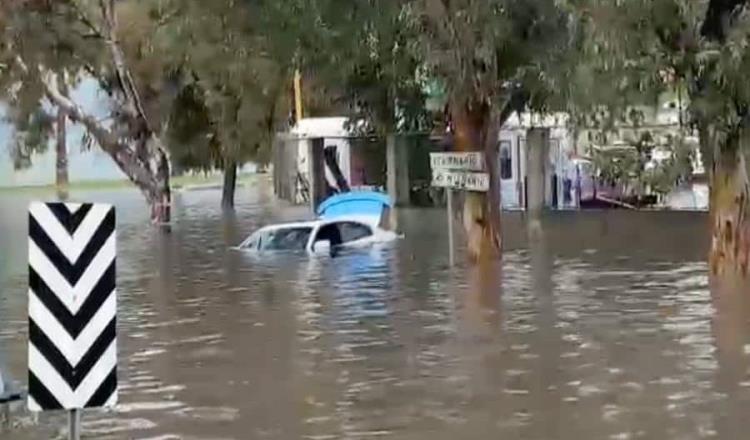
[245,236,259,250]
[337,222,373,243]
[241,231,261,250]
[260,227,312,251]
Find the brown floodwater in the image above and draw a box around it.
[1,180,749,440]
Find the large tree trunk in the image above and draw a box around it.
[709,132,750,284]
[451,102,502,263]
[222,159,238,210]
[711,286,750,437]
[55,107,69,201]
[697,1,750,288]
[150,150,171,224]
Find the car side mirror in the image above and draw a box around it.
[313,240,331,253]
[239,237,257,250]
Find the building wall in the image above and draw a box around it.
[498,123,576,209]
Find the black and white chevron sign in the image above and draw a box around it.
[27,202,117,411]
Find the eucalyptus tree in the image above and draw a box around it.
[572,0,750,282]
[147,0,311,209]
[1,0,173,222]
[311,0,570,261]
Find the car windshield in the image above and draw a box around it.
[258,227,313,251]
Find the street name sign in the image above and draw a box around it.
[429,152,491,265]
[430,152,485,172]
[430,152,490,192]
[431,169,490,192]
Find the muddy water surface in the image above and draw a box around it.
[1,182,749,440]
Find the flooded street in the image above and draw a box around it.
[2,181,749,440]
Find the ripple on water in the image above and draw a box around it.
[1,194,749,439]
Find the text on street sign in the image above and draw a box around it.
[430,152,485,171]
[431,170,490,192]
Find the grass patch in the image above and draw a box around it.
[0,173,263,195]
[0,179,129,196]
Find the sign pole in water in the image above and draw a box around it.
[27,203,118,439]
[69,408,80,440]
[430,152,490,266]
[447,189,455,266]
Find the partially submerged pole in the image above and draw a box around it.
[386,134,411,207]
[308,138,327,212]
[527,128,550,238]
[68,409,81,440]
[447,189,455,266]
[386,134,412,231]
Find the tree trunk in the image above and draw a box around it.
[137,148,171,224]
[151,150,172,224]
[709,132,750,284]
[55,107,69,201]
[222,159,238,210]
[710,282,750,438]
[451,102,502,263]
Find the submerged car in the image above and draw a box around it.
[239,191,398,254]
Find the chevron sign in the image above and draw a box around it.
[27,202,117,411]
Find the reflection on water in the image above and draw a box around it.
[1,181,749,439]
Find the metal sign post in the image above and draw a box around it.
[430,152,490,267]
[69,409,80,440]
[446,189,455,266]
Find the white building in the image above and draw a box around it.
[281,117,386,205]
[290,117,352,202]
[498,112,577,209]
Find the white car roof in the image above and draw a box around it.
[256,220,320,232]
[254,215,380,234]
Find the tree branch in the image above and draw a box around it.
[98,0,153,132]
[66,0,105,39]
[42,71,116,147]
[14,55,159,194]
[45,70,162,194]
